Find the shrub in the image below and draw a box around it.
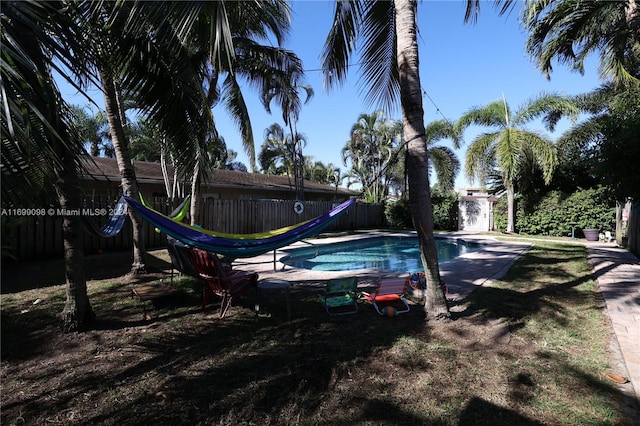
[431,190,459,231]
[509,187,616,237]
[492,196,510,232]
[384,191,460,231]
[385,199,413,229]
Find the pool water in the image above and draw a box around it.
[280,236,482,272]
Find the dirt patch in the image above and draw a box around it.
[0,248,634,425]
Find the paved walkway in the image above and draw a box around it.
[586,243,640,409]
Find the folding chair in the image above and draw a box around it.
[322,277,359,315]
[166,238,198,284]
[188,247,259,318]
[361,277,411,316]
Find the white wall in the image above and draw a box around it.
[458,197,491,231]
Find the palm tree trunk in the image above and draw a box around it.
[395,0,449,320]
[506,184,515,233]
[59,150,94,332]
[101,71,146,274]
[190,152,201,226]
[16,14,94,332]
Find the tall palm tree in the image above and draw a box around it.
[2,1,98,331]
[78,1,306,271]
[258,123,307,196]
[71,106,111,157]
[343,111,401,203]
[396,119,461,196]
[262,71,314,201]
[119,0,305,172]
[259,124,292,175]
[456,93,579,233]
[523,0,640,85]
[322,0,449,319]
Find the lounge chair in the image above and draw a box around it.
[188,247,259,318]
[361,277,411,316]
[322,277,359,315]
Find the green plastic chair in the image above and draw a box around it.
[322,277,359,316]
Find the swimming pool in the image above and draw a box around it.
[280,236,482,272]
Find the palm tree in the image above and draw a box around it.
[119,0,306,173]
[395,120,461,197]
[456,93,579,233]
[78,1,306,271]
[71,106,111,157]
[2,1,98,331]
[322,0,449,319]
[259,124,291,175]
[262,71,314,201]
[258,123,307,196]
[523,0,640,85]
[306,161,342,186]
[342,111,401,203]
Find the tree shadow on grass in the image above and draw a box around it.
[458,397,543,425]
[453,245,595,326]
[1,249,173,294]
[1,281,435,425]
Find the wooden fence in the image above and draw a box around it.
[3,197,385,260]
[625,199,639,258]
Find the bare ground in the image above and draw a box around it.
[1,248,635,425]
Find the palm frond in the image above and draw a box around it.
[222,73,256,170]
[518,130,556,184]
[358,0,399,112]
[514,92,580,131]
[428,145,460,191]
[465,131,499,184]
[424,119,462,149]
[556,118,605,151]
[524,0,639,84]
[456,99,509,132]
[321,0,364,90]
[1,1,90,207]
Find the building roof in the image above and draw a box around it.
[80,156,359,196]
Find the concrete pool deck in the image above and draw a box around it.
[232,230,639,407]
[234,231,531,299]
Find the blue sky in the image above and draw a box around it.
[214,0,601,190]
[60,1,602,190]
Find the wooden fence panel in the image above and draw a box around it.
[3,197,385,260]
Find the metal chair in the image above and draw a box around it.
[322,277,359,316]
[361,277,411,316]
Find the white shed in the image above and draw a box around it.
[457,188,501,232]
